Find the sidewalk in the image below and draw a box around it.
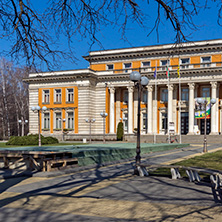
[0,143,221,221]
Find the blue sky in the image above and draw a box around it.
[2,1,222,71]
[63,2,222,71]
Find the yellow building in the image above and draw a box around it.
[25,39,222,141]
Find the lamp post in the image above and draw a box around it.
[59,118,66,141]
[18,119,28,136]
[196,97,216,153]
[130,71,149,166]
[31,106,47,146]
[85,118,96,143]
[100,111,108,143]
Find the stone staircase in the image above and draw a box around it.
[125,135,222,144]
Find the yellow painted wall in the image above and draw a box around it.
[212,54,222,66]
[114,63,122,73]
[39,86,78,134]
[151,60,159,71]
[132,61,140,69]
[191,56,200,68]
[170,58,179,69]
[90,64,106,71]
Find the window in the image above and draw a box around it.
[202,87,210,97]
[143,113,147,130]
[201,56,211,67]
[55,89,62,103]
[43,90,50,103]
[142,91,147,103]
[55,113,62,129]
[161,60,169,70]
[181,58,190,69]
[162,113,168,133]
[67,88,74,102]
[123,91,128,104]
[123,113,128,131]
[43,113,50,129]
[181,88,189,101]
[161,89,168,102]
[124,63,132,73]
[142,61,150,67]
[107,64,114,70]
[67,112,74,129]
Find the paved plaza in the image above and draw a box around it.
[0,144,221,221]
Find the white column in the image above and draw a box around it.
[109,87,115,134]
[188,83,195,135]
[147,86,153,134]
[210,81,218,135]
[127,86,134,134]
[168,84,173,124]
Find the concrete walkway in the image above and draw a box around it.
[0,143,221,221]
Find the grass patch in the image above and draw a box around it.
[150,150,222,179]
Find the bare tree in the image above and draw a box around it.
[0,0,221,70]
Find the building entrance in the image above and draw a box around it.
[181,112,189,135]
[200,119,211,135]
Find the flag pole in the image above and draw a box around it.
[178,62,182,143]
[167,64,170,144]
[154,62,157,144]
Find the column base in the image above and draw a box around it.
[209,132,219,135]
[187,132,195,135]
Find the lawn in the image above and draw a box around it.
[150,150,222,178]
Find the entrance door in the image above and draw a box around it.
[181,112,189,135]
[200,119,211,135]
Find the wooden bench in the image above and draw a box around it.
[136,164,222,202]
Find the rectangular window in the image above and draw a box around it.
[162,113,168,133]
[124,63,132,73]
[67,88,74,102]
[181,88,189,101]
[55,113,62,129]
[43,113,50,129]
[142,61,150,67]
[143,113,147,130]
[55,89,62,103]
[142,91,147,103]
[161,89,168,102]
[107,64,114,70]
[201,56,211,67]
[123,113,128,131]
[67,112,74,129]
[123,91,128,104]
[43,90,50,103]
[202,87,210,97]
[161,60,169,70]
[181,58,190,69]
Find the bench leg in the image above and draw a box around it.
[186,170,200,182]
[171,168,181,179]
[136,166,149,177]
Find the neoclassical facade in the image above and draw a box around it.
[25,39,222,140]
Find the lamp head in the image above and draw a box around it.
[211,98,216,104]
[92,119,96,122]
[197,98,203,104]
[141,76,149,86]
[42,106,47,111]
[31,106,36,111]
[36,106,41,110]
[129,71,141,82]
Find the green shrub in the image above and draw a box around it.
[6,134,59,146]
[116,122,124,141]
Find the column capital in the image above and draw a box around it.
[109,87,115,94]
[127,86,134,93]
[210,81,218,89]
[147,85,153,92]
[188,83,195,90]
[168,84,174,91]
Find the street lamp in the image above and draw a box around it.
[31,106,47,146]
[18,119,28,136]
[85,118,96,143]
[100,111,108,143]
[130,71,149,166]
[196,97,216,153]
[59,118,66,141]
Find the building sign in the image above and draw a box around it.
[195,97,211,119]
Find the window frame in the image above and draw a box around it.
[160,60,170,71]
[54,89,62,103]
[123,63,132,73]
[66,88,74,103]
[67,111,74,129]
[107,64,114,70]
[161,88,168,102]
[180,58,190,69]
[43,89,50,104]
[201,56,211,67]
[181,88,189,101]
[43,112,50,130]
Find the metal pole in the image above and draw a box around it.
[103,117,106,143]
[136,83,141,165]
[203,101,207,152]
[38,110,41,147]
[89,120,92,143]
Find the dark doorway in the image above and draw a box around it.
[200,119,211,135]
[181,112,189,135]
